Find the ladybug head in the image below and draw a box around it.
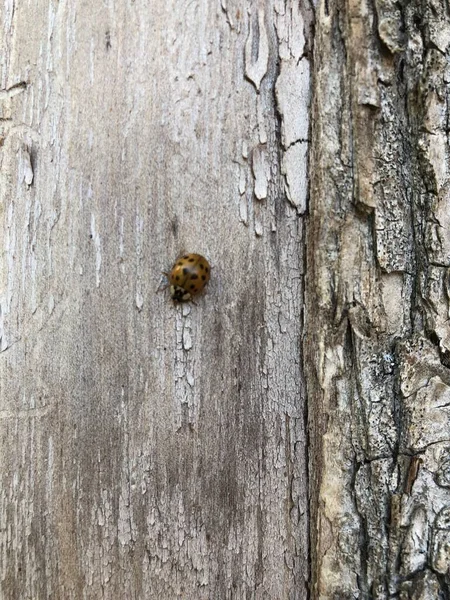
[170,285,191,302]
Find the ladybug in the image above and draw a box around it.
[164,253,210,302]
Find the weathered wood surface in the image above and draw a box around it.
[307,0,450,598]
[0,1,312,598]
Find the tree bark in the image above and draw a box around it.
[307,0,450,598]
[0,1,312,598]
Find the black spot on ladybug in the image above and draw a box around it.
[183,255,189,259]
[178,262,183,266]
[190,285,196,290]
[205,267,209,273]
[175,275,180,281]
[188,257,195,262]
[183,268,188,275]
[201,275,206,281]
[199,263,204,269]
[191,274,198,280]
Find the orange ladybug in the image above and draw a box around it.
[164,253,210,302]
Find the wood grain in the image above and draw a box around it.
[0,0,312,597]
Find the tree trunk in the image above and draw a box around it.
[0,1,312,598]
[307,0,450,598]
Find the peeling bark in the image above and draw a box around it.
[307,0,450,598]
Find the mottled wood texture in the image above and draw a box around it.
[0,0,312,598]
[306,0,450,598]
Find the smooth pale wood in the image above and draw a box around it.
[306,0,450,598]
[0,0,311,598]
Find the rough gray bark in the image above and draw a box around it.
[0,1,311,598]
[307,0,450,598]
